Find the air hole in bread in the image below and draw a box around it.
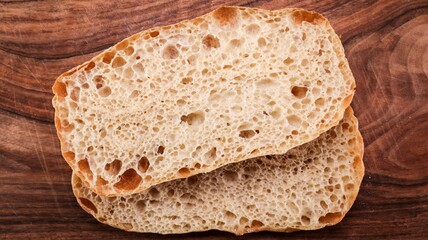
[53,81,67,97]
[266,101,276,107]
[224,211,237,221]
[157,146,165,155]
[98,86,111,97]
[256,78,277,89]
[63,151,75,163]
[320,200,328,210]
[78,158,91,174]
[92,75,104,89]
[194,163,201,169]
[239,217,249,225]
[283,57,294,65]
[79,197,97,214]
[291,86,307,98]
[124,46,134,56]
[166,189,175,197]
[187,176,198,186]
[178,167,191,177]
[105,159,122,176]
[345,183,355,191]
[116,40,129,51]
[342,122,350,130]
[257,37,266,47]
[251,220,264,228]
[216,221,225,226]
[203,147,217,162]
[123,67,133,79]
[148,188,160,199]
[112,56,126,68]
[315,98,325,107]
[223,170,238,182]
[135,200,146,212]
[133,62,144,74]
[239,130,256,139]
[229,38,244,47]
[202,34,220,48]
[181,111,205,126]
[96,176,108,189]
[138,157,150,173]
[231,105,243,113]
[118,223,133,230]
[319,212,342,224]
[287,201,299,214]
[301,215,310,225]
[129,90,140,98]
[250,148,260,155]
[287,115,302,127]
[201,68,209,76]
[301,58,309,67]
[114,168,142,191]
[102,51,116,64]
[175,99,186,106]
[149,31,159,37]
[99,128,107,138]
[245,24,261,35]
[270,108,281,119]
[70,87,80,102]
[163,45,179,59]
[187,54,197,65]
[172,224,180,230]
[329,130,337,139]
[302,98,311,105]
[84,61,95,71]
[192,146,202,158]
[181,77,193,85]
[302,32,307,41]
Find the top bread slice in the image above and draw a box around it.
[52,6,356,196]
[72,107,364,235]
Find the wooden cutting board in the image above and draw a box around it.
[1,0,427,239]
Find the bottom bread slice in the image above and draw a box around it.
[72,107,364,235]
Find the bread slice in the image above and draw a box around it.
[53,6,356,196]
[72,107,364,235]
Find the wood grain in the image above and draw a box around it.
[1,0,427,239]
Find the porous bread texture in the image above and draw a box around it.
[53,6,356,196]
[72,107,364,235]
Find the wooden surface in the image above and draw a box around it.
[1,0,427,239]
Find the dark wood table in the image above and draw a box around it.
[1,0,427,239]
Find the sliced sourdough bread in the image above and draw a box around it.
[72,107,364,235]
[54,6,355,196]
